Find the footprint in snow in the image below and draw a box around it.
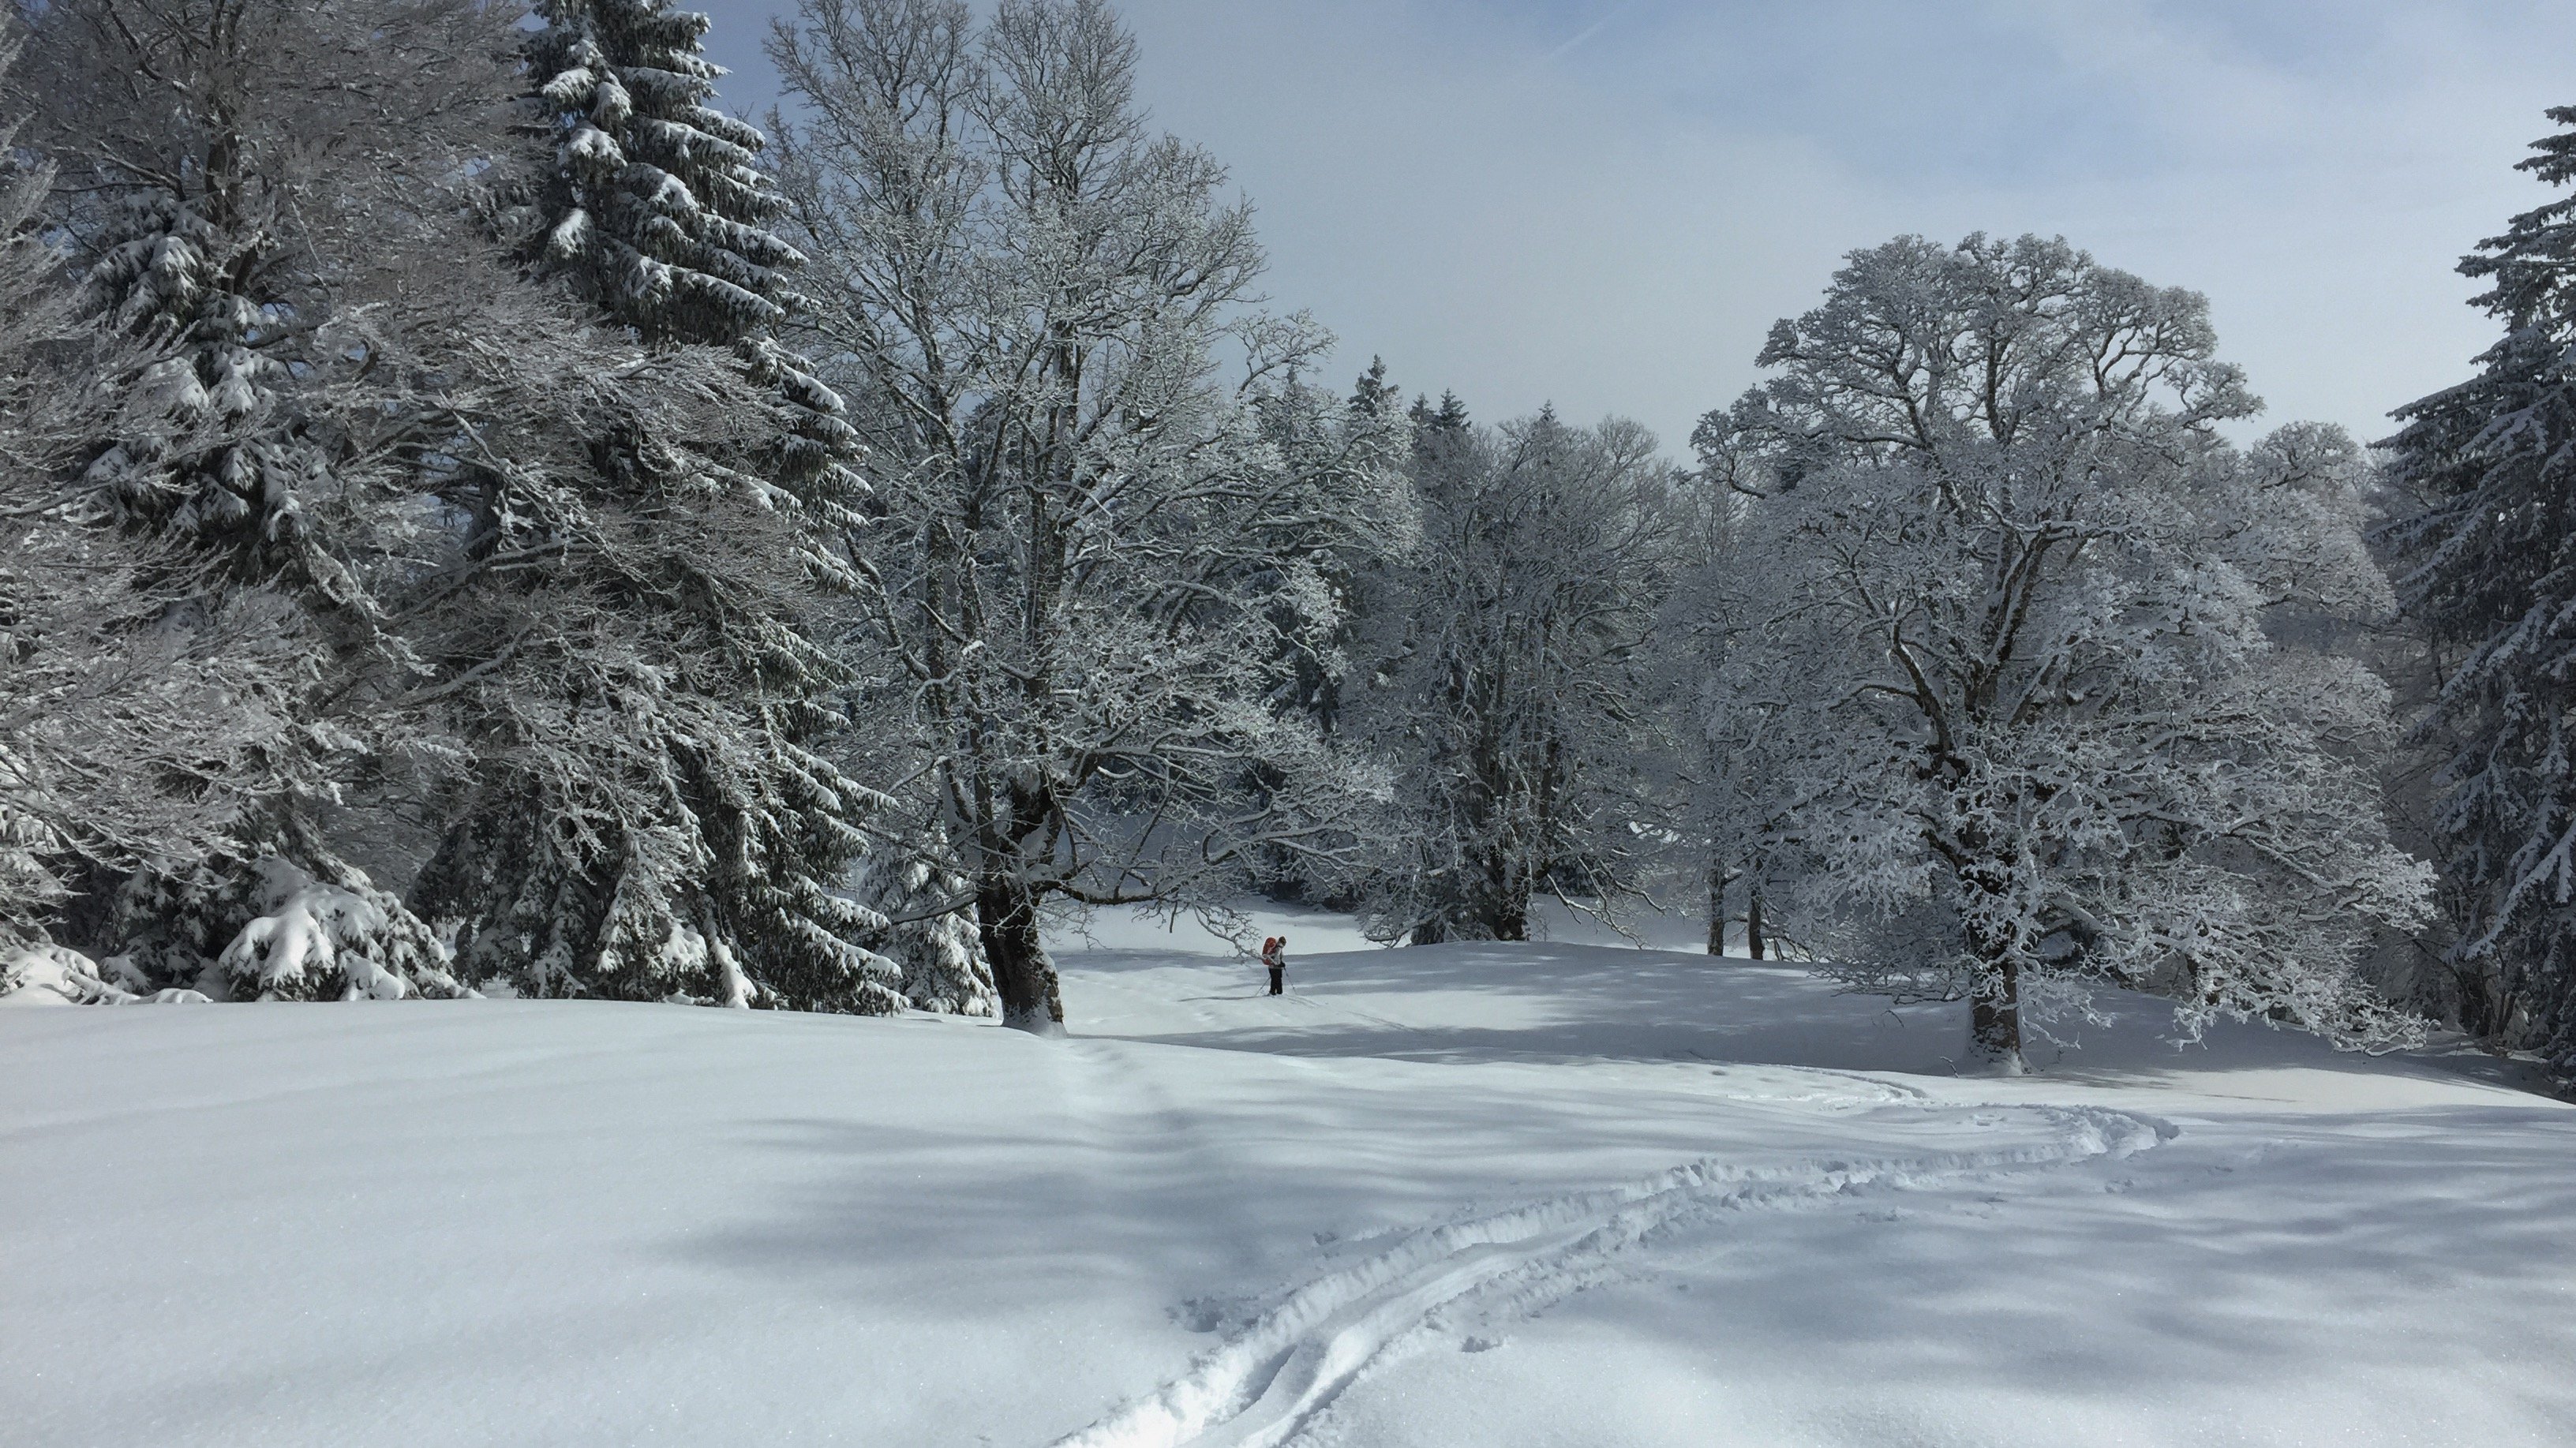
[1174,1296,1250,1334]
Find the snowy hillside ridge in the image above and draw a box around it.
[3,936,2568,1446]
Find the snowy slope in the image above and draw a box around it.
[3,939,2570,1447]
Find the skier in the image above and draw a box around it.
[1262,936,1286,997]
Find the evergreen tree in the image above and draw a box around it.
[2382,106,2576,1071]
[0,31,296,977]
[526,0,797,344]
[851,845,996,1016]
[1348,357,1401,421]
[1261,360,1414,743]
[24,0,502,998]
[1407,391,1471,447]
[13,0,893,1012]
[523,0,865,524]
[403,0,900,1011]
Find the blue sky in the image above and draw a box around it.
[695,0,2576,455]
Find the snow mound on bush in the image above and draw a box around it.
[0,942,203,1007]
[217,859,463,1001]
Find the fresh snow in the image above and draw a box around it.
[4,930,2571,1446]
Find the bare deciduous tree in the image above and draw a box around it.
[1350,405,1676,945]
[1700,234,2432,1072]
[769,0,1409,1030]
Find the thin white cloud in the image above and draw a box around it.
[703,0,2576,454]
[1543,1,1636,62]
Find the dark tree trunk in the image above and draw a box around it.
[1968,952,2024,1072]
[1746,882,1765,961]
[1471,839,1530,942]
[1958,851,2027,1072]
[978,875,1063,1035]
[1707,862,1726,956]
[2452,962,2510,1041]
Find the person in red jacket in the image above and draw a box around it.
[1261,935,1286,996]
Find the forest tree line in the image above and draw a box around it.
[2,0,2573,1076]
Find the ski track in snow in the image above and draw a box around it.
[1044,1080,2176,1448]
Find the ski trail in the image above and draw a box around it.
[1044,1101,2171,1448]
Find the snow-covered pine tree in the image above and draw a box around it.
[2380,106,2576,1072]
[1702,234,2433,1072]
[1411,391,1472,440]
[1265,357,1413,744]
[1229,360,1420,904]
[21,0,508,999]
[399,0,900,1012]
[0,30,293,975]
[527,0,795,343]
[397,277,900,1012]
[850,844,995,1015]
[522,0,865,526]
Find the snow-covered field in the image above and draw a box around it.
[6,933,2572,1447]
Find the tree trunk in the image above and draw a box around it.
[1968,952,2025,1074]
[1706,861,1726,956]
[978,875,1063,1035]
[1959,853,2026,1072]
[1746,882,1765,961]
[1473,838,1531,942]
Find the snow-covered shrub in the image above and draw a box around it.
[0,942,202,1007]
[216,859,464,1003]
[2,943,140,1006]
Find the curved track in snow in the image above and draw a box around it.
[1045,1093,2173,1448]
